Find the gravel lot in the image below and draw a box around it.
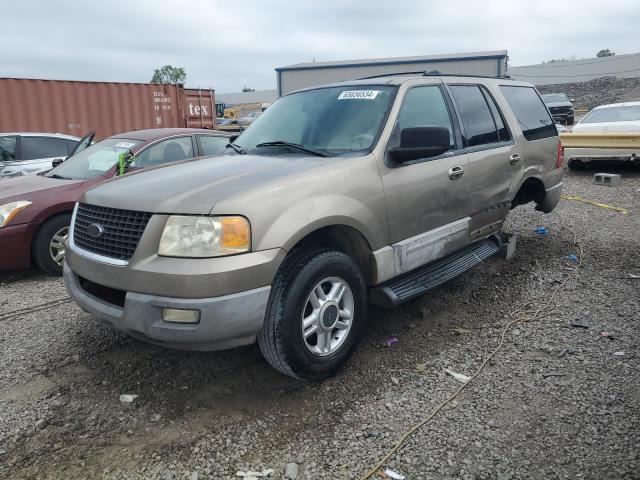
[1,167,638,480]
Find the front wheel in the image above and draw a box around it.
[258,248,367,380]
[32,214,71,275]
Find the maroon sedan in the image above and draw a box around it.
[0,128,231,275]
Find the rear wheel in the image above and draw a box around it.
[32,214,71,276]
[258,248,367,380]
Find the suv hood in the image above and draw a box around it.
[83,154,334,214]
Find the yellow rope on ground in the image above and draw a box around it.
[359,215,583,480]
[561,194,628,214]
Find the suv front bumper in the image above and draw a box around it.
[64,264,271,351]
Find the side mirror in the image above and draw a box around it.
[52,158,65,168]
[389,126,451,163]
[229,134,239,143]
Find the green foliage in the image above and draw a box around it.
[596,49,615,57]
[151,65,187,84]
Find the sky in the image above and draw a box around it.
[1,0,638,93]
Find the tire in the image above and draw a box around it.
[258,248,367,380]
[32,214,72,276]
[567,116,574,125]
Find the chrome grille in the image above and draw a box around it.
[73,203,152,261]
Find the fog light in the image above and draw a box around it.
[162,308,200,324]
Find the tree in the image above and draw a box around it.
[596,49,615,57]
[242,86,255,92]
[150,65,186,84]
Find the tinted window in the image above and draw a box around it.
[481,88,511,142]
[500,86,556,141]
[450,85,499,147]
[199,135,229,156]
[134,137,194,167]
[396,86,453,145]
[0,136,17,161]
[21,137,70,160]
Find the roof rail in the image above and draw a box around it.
[358,70,513,80]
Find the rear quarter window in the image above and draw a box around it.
[499,86,557,141]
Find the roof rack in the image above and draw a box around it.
[358,70,512,80]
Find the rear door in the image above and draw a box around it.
[446,83,519,240]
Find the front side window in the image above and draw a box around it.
[233,85,395,156]
[500,86,556,141]
[48,138,142,180]
[449,85,500,147]
[134,137,194,167]
[395,85,454,145]
[198,135,229,156]
[21,137,70,160]
[0,136,17,161]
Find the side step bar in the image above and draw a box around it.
[370,236,501,308]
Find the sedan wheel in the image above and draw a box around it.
[49,226,69,267]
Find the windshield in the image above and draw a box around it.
[542,94,569,103]
[47,138,142,180]
[581,105,640,124]
[233,85,396,156]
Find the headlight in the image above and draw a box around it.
[158,215,250,258]
[0,201,33,228]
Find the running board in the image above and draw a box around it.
[370,236,501,308]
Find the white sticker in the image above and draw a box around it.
[338,90,380,100]
[115,142,136,149]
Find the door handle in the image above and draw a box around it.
[448,166,464,180]
[509,153,522,165]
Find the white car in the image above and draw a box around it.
[572,101,640,133]
[0,132,82,178]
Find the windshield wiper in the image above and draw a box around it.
[255,141,328,157]
[47,173,72,180]
[226,143,246,154]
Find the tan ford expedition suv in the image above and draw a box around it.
[64,74,563,380]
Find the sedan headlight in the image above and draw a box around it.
[0,201,33,228]
[158,215,250,258]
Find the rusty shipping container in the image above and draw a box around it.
[0,78,216,140]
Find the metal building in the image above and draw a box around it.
[275,50,508,96]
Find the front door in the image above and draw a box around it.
[378,82,471,274]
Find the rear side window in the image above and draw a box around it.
[21,137,70,160]
[0,136,17,161]
[450,85,503,147]
[198,135,229,156]
[396,85,454,145]
[499,86,556,141]
[482,88,511,142]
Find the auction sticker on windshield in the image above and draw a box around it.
[115,142,137,149]
[338,90,380,100]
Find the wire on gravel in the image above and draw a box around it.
[0,297,72,322]
[360,214,583,480]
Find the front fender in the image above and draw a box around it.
[255,194,386,252]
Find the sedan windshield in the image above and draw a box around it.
[581,105,640,124]
[47,138,142,180]
[232,86,395,156]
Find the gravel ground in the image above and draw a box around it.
[1,167,638,480]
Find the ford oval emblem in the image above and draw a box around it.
[87,223,104,238]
